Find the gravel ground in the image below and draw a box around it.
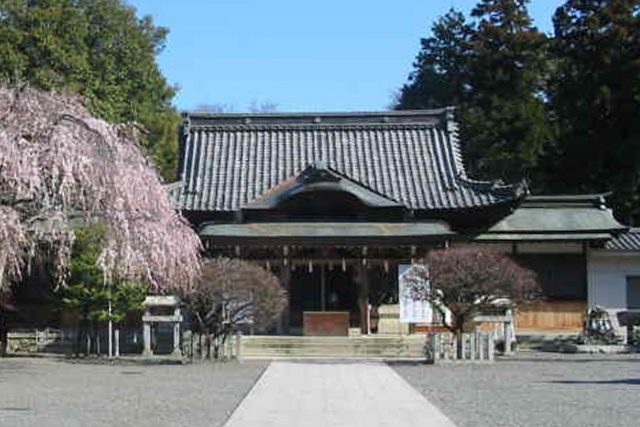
[393,352,640,427]
[0,357,267,427]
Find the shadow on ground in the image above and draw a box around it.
[548,378,640,385]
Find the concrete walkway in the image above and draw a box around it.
[224,361,457,427]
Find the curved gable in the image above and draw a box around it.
[176,109,523,213]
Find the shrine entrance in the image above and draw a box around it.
[288,265,360,335]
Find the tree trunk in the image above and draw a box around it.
[220,333,229,360]
[0,315,7,357]
[76,315,89,356]
[0,332,6,357]
[213,335,220,360]
[0,250,6,293]
[190,332,194,360]
[74,323,82,356]
[0,252,6,357]
[200,333,212,360]
[455,331,463,359]
[91,321,99,355]
[451,312,467,359]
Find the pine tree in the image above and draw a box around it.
[463,0,550,182]
[549,0,640,223]
[396,1,551,184]
[396,10,473,109]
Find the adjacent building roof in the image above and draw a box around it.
[603,228,640,250]
[475,195,626,242]
[174,109,524,212]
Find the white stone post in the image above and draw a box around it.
[488,333,495,360]
[107,285,113,358]
[471,333,477,360]
[503,309,513,355]
[235,331,243,362]
[172,306,181,356]
[143,304,152,356]
[114,329,120,357]
[430,333,439,363]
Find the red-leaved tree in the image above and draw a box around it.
[184,257,287,359]
[0,85,201,292]
[408,247,540,336]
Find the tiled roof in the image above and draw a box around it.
[486,195,626,234]
[175,109,523,212]
[604,228,640,250]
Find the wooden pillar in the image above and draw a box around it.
[357,266,370,335]
[278,266,291,335]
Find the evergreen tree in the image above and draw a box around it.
[397,10,473,110]
[0,0,180,180]
[396,1,550,184]
[464,0,550,182]
[548,0,640,223]
[61,225,147,355]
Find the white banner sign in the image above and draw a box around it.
[398,264,433,323]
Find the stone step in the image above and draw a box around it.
[239,335,427,359]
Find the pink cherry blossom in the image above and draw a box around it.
[0,85,201,291]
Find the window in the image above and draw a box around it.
[626,276,640,309]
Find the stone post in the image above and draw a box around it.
[143,322,152,356]
[503,309,513,355]
[235,331,243,362]
[488,333,495,360]
[143,304,152,356]
[114,329,120,357]
[470,332,477,360]
[430,333,439,363]
[172,306,181,356]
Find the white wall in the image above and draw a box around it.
[587,251,640,310]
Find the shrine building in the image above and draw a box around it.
[168,108,630,336]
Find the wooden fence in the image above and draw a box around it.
[426,332,495,362]
[516,301,586,331]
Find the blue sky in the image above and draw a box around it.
[128,0,564,112]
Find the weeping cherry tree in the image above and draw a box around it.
[0,85,201,353]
